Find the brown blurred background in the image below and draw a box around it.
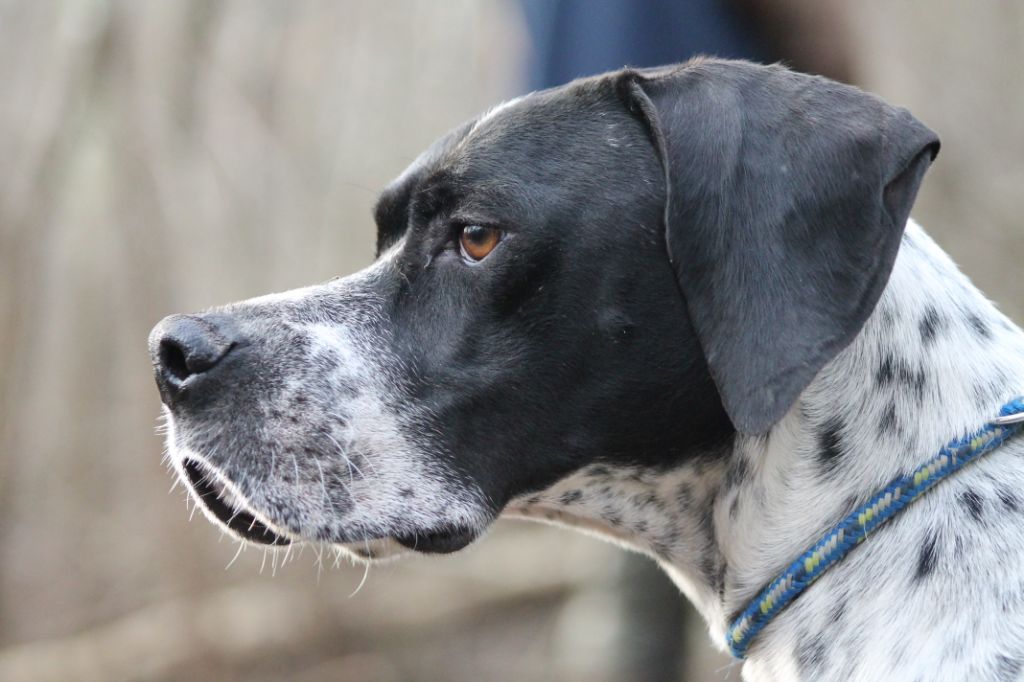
[1,2,1022,681]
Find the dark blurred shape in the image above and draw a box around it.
[521,0,855,91]
[520,0,773,90]
[614,555,688,682]
[732,0,856,83]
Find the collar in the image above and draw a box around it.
[725,397,1024,659]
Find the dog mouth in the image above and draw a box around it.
[181,459,292,546]
[179,457,479,556]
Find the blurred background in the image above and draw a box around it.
[1,1,1022,680]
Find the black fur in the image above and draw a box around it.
[879,400,900,437]
[367,60,938,510]
[967,312,994,340]
[919,306,944,346]
[818,418,845,473]
[961,489,985,521]
[915,531,940,581]
[617,61,939,434]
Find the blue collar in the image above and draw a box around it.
[726,397,1024,659]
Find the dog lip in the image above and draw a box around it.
[182,459,291,546]
[392,526,478,554]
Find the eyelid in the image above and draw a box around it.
[449,213,508,231]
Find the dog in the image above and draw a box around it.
[149,59,1024,680]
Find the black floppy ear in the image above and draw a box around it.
[618,60,940,434]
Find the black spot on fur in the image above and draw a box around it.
[729,494,740,519]
[651,541,672,558]
[909,369,927,399]
[954,533,966,559]
[726,456,749,489]
[817,417,845,473]
[879,400,899,437]
[961,489,984,521]
[399,487,415,498]
[879,355,927,401]
[967,313,993,340]
[998,488,1020,513]
[700,555,720,591]
[658,527,680,549]
[697,508,715,545]
[879,302,896,330]
[995,654,1023,679]
[974,381,997,408]
[919,306,944,346]
[828,599,847,624]
[676,483,694,510]
[714,563,727,598]
[633,491,659,509]
[876,354,895,386]
[559,489,583,505]
[898,363,928,402]
[797,634,829,674]
[915,531,939,581]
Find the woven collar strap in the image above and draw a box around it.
[725,397,1024,659]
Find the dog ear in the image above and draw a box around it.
[617,60,939,434]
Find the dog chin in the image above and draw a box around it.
[337,526,480,564]
[392,526,480,554]
[172,451,483,563]
[303,530,478,565]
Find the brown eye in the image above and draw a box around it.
[459,224,502,262]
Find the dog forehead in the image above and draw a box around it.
[459,83,629,157]
[374,74,652,255]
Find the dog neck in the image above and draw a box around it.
[505,220,1024,678]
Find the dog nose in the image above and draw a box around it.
[149,314,237,404]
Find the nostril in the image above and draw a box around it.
[159,336,232,380]
[159,338,192,382]
[149,314,240,402]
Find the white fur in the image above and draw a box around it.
[506,220,1024,680]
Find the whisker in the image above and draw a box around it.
[348,548,372,598]
[225,540,246,570]
[324,432,371,483]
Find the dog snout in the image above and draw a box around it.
[149,314,239,405]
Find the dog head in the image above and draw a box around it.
[149,59,937,560]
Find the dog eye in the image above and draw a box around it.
[459,225,502,262]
